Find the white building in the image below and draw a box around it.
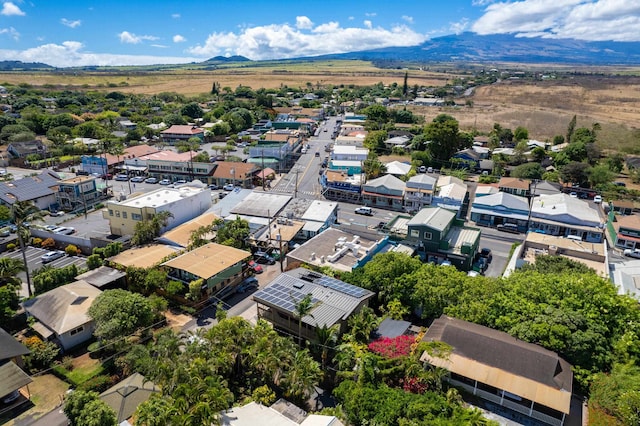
[103,186,212,236]
[529,193,604,242]
[404,174,436,212]
[300,200,339,238]
[331,145,369,162]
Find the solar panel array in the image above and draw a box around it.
[316,276,368,298]
[255,283,317,313]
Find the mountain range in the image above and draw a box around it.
[2,32,640,70]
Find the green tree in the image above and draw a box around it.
[64,390,117,426]
[88,289,157,343]
[280,349,323,406]
[0,284,20,329]
[294,294,315,345]
[424,114,472,163]
[566,115,577,144]
[362,152,387,179]
[363,129,388,154]
[0,257,24,287]
[560,161,590,186]
[11,201,45,297]
[216,216,249,248]
[131,211,173,246]
[588,164,615,187]
[606,153,626,173]
[180,102,204,119]
[511,163,544,180]
[514,126,529,141]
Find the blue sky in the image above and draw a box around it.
[0,0,638,67]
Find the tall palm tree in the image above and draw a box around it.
[11,201,44,297]
[293,294,315,346]
[314,324,338,370]
[280,349,322,407]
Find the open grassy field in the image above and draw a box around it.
[1,60,640,152]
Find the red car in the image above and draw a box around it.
[248,260,263,274]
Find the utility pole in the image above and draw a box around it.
[278,233,284,272]
[294,169,299,198]
[261,149,266,191]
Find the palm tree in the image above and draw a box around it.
[293,294,315,346]
[11,201,44,297]
[314,324,338,370]
[0,257,24,287]
[280,349,322,407]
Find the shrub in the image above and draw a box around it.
[77,374,115,393]
[65,244,80,256]
[86,254,103,270]
[252,385,276,406]
[32,237,43,246]
[6,243,15,251]
[41,237,55,249]
[165,280,185,296]
[61,355,74,371]
[23,336,60,372]
[367,335,414,359]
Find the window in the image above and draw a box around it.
[122,212,127,219]
[69,326,84,336]
[410,229,420,238]
[132,213,142,221]
[115,211,120,217]
[424,232,432,240]
[108,209,113,216]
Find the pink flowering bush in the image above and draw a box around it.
[367,335,414,359]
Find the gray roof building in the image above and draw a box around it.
[100,373,159,423]
[408,207,456,232]
[362,174,406,195]
[0,170,60,206]
[0,328,29,363]
[230,191,292,218]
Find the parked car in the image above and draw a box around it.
[223,183,235,191]
[101,173,113,180]
[496,223,520,234]
[624,249,640,259]
[145,177,158,184]
[41,250,65,264]
[115,174,129,181]
[55,227,75,235]
[248,260,263,274]
[569,192,578,198]
[254,253,276,265]
[159,179,171,185]
[174,179,187,185]
[237,277,259,293]
[0,227,9,237]
[44,224,58,232]
[49,210,65,217]
[418,166,427,173]
[355,206,373,216]
[2,390,20,404]
[130,176,146,183]
[301,147,308,154]
[594,195,603,204]
[208,184,219,190]
[479,248,493,262]
[76,170,90,176]
[315,152,320,157]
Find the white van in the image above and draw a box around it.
[566,235,583,241]
[301,147,307,154]
[355,206,373,216]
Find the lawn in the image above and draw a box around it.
[0,374,69,426]
[52,353,104,387]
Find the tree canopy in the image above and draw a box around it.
[88,289,157,343]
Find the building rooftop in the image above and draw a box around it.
[474,185,499,197]
[0,170,60,205]
[406,174,436,189]
[301,200,338,223]
[158,212,219,248]
[286,227,388,272]
[100,373,159,424]
[230,191,292,218]
[421,315,573,414]
[615,214,640,230]
[253,268,374,329]
[324,170,363,186]
[472,191,529,211]
[363,174,406,193]
[531,193,602,227]
[332,145,369,155]
[109,244,181,269]
[384,161,412,176]
[610,260,640,298]
[499,177,531,190]
[162,242,251,280]
[140,150,196,162]
[0,327,30,361]
[59,175,96,185]
[116,186,207,208]
[212,162,258,180]
[220,401,343,426]
[23,281,101,335]
[408,207,456,232]
[436,183,467,201]
[161,125,204,135]
[74,266,126,289]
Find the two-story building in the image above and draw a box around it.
[404,174,436,213]
[146,151,215,183]
[300,200,339,238]
[161,242,252,299]
[56,175,100,212]
[211,162,259,188]
[0,170,59,210]
[321,170,363,203]
[253,268,374,341]
[614,214,640,251]
[431,176,468,218]
[103,186,212,236]
[405,207,480,270]
[529,194,604,243]
[160,125,205,144]
[470,192,530,230]
[362,174,405,211]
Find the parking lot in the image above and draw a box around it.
[2,246,87,297]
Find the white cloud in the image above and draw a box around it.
[363,20,372,29]
[173,34,186,43]
[471,0,640,41]
[348,16,354,20]
[402,15,414,24]
[118,31,159,44]
[188,21,427,60]
[1,2,25,16]
[450,18,469,34]
[0,27,19,41]
[365,12,377,17]
[0,41,200,67]
[61,18,81,28]
[171,13,180,18]
[151,44,168,48]
[296,16,313,30]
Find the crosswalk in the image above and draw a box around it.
[270,187,319,197]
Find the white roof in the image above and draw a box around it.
[220,402,343,426]
[332,145,369,155]
[472,192,529,211]
[117,186,205,208]
[531,193,601,227]
[475,185,499,196]
[384,161,412,176]
[331,160,362,167]
[407,174,436,189]
[437,183,467,201]
[437,175,465,187]
[301,200,337,223]
[610,261,640,298]
[363,174,406,192]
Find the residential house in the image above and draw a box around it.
[157,212,219,248]
[253,268,374,341]
[614,214,640,251]
[362,174,405,211]
[23,281,101,351]
[421,315,573,426]
[405,207,480,270]
[332,145,368,162]
[334,133,367,147]
[384,135,410,151]
[321,170,364,203]
[404,174,436,213]
[474,185,499,198]
[7,140,47,159]
[499,177,531,197]
[108,244,181,269]
[211,162,259,188]
[160,125,205,144]
[146,151,215,183]
[161,242,251,298]
[100,373,159,424]
[0,170,59,210]
[81,144,159,176]
[221,400,344,426]
[452,148,480,168]
[432,176,468,218]
[529,194,604,243]
[300,200,338,238]
[384,161,412,177]
[610,259,640,298]
[103,185,212,236]
[610,199,637,216]
[413,97,444,106]
[286,227,391,273]
[74,266,127,291]
[470,192,530,230]
[0,328,31,406]
[56,175,99,212]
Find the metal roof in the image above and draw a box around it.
[253,268,373,328]
[363,174,406,193]
[471,192,529,211]
[408,207,455,231]
[0,328,29,361]
[109,244,181,269]
[100,373,159,423]
[161,242,251,280]
[230,192,292,218]
[74,266,126,289]
[0,170,60,205]
[0,362,32,399]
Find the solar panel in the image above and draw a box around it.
[317,276,367,298]
[255,281,317,313]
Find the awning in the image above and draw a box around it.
[31,321,54,339]
[0,362,32,399]
[257,168,276,179]
[470,207,529,221]
[118,165,148,172]
[247,157,280,164]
